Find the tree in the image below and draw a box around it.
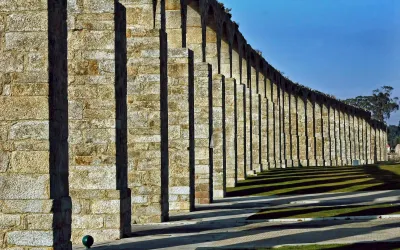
[370,86,399,121]
[387,121,400,148]
[343,86,399,122]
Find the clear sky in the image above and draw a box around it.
[219,0,400,125]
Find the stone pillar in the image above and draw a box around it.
[260,76,268,171]
[334,108,341,166]
[298,95,307,166]
[329,105,337,166]
[343,110,351,166]
[274,82,281,167]
[236,82,246,179]
[251,67,260,172]
[377,128,381,161]
[371,123,376,163]
[194,63,212,204]
[220,37,231,77]
[225,78,236,187]
[291,91,299,167]
[165,0,183,48]
[284,86,293,167]
[339,110,346,166]
[1,1,72,248]
[349,113,355,164]
[354,116,360,162]
[186,2,203,63]
[124,0,168,224]
[232,48,245,180]
[68,0,132,242]
[167,49,194,213]
[279,83,285,167]
[322,104,331,166]
[267,79,276,168]
[367,120,372,162]
[315,101,323,166]
[205,15,218,74]
[212,75,225,199]
[359,118,365,164]
[243,58,252,174]
[307,97,316,166]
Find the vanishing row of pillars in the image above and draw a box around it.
[0,0,388,248]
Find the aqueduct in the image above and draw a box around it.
[0,0,387,248]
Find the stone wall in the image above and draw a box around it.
[0,0,388,248]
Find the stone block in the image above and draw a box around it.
[0,174,49,199]
[1,200,53,214]
[6,231,53,247]
[68,30,114,50]
[0,97,48,121]
[169,186,190,195]
[9,151,49,173]
[5,32,47,51]
[91,200,119,214]
[0,151,10,172]
[26,214,53,230]
[0,214,20,229]
[71,215,104,229]
[7,12,47,31]
[69,167,116,190]
[0,52,24,73]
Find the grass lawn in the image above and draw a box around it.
[248,203,400,220]
[226,164,400,197]
[200,242,400,249]
[260,242,400,249]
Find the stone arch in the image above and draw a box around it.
[203,4,219,73]
[220,21,231,77]
[185,0,203,62]
[232,33,240,81]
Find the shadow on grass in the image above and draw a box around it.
[197,242,400,249]
[228,165,400,197]
[227,176,373,197]
[247,203,400,220]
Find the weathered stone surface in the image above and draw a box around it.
[0,214,20,229]
[6,231,53,246]
[9,121,48,140]
[5,32,47,51]
[1,200,53,214]
[7,12,47,31]
[9,151,49,173]
[0,97,48,121]
[26,214,53,230]
[0,174,49,199]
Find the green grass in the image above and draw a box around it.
[227,164,400,197]
[248,203,400,220]
[200,242,400,249]
[261,242,400,249]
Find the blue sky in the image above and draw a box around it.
[219,0,400,125]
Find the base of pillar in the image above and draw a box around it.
[316,159,325,167]
[344,159,352,166]
[324,160,332,166]
[213,190,224,199]
[299,160,308,167]
[292,160,300,167]
[247,170,257,176]
[308,159,317,167]
[331,159,338,166]
[269,162,277,169]
[284,160,293,168]
[279,160,286,168]
[1,197,73,248]
[253,164,262,173]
